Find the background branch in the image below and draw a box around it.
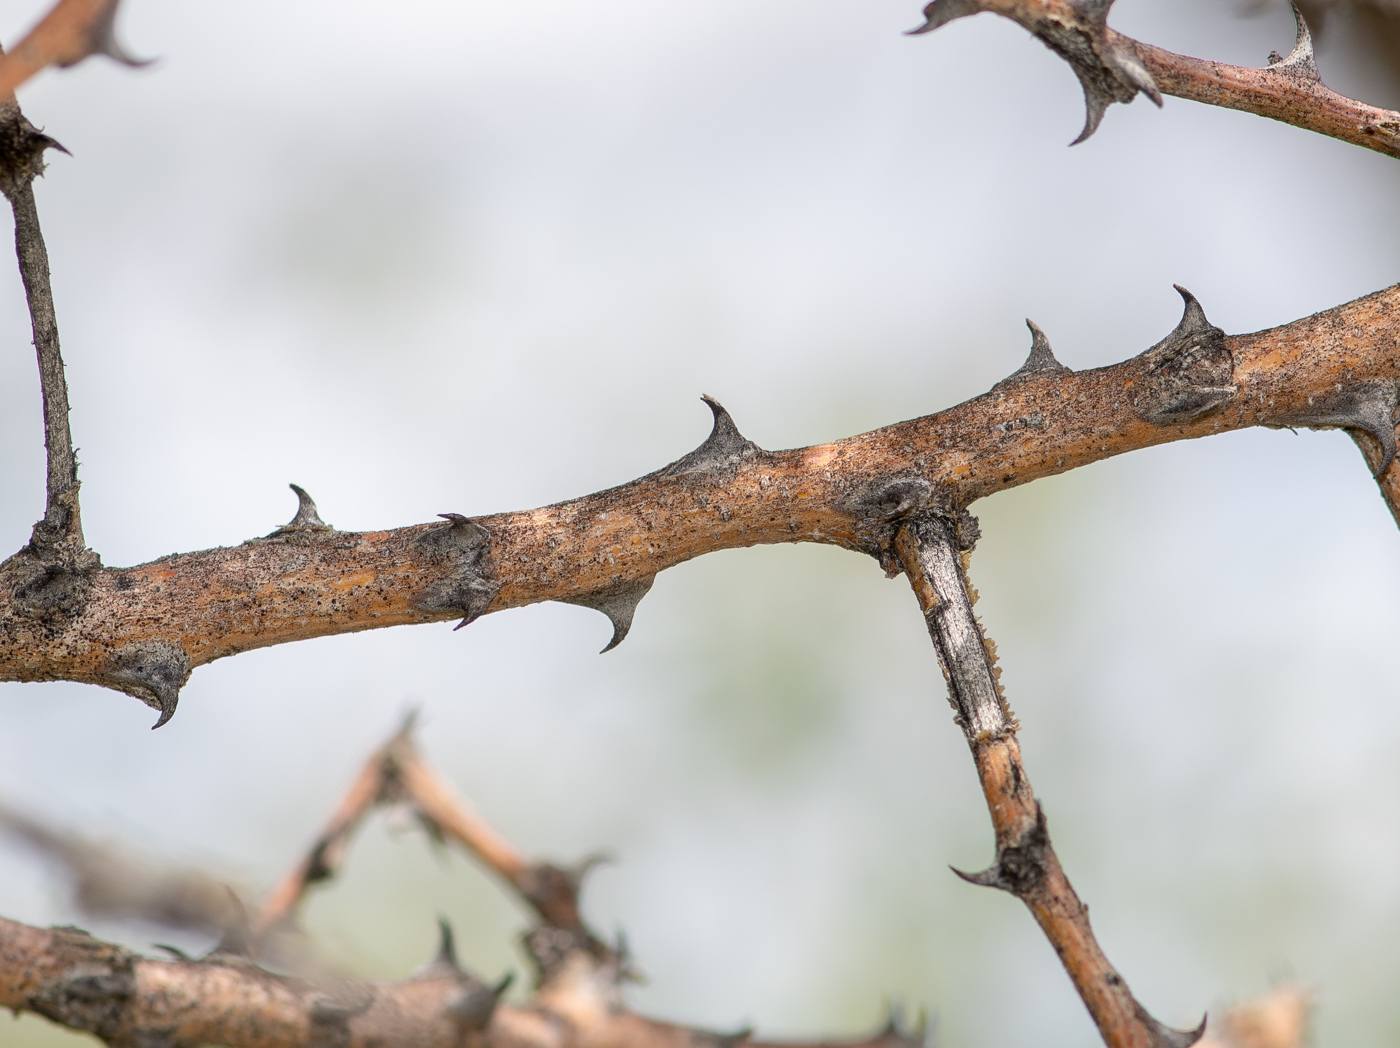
[912,0,1400,158]
[0,721,934,1048]
[0,0,148,100]
[0,799,244,935]
[0,718,1316,1048]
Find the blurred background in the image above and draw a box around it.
[1,0,1399,1044]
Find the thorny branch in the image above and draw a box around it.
[910,0,1400,158]
[2,285,1396,728]
[0,720,931,1048]
[895,515,1204,1048]
[0,2,1396,1045]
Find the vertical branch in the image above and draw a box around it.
[893,514,1204,1048]
[0,87,84,552]
[11,179,78,543]
[1353,432,1400,529]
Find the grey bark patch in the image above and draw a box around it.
[415,514,499,629]
[104,641,191,729]
[26,929,135,1041]
[663,396,761,482]
[1134,286,1235,425]
[951,804,1051,897]
[907,514,1007,739]
[307,988,375,1048]
[4,555,96,626]
[843,474,940,525]
[993,320,1072,390]
[1272,379,1399,476]
[558,575,655,652]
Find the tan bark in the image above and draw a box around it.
[4,285,1396,727]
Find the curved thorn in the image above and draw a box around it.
[1171,284,1213,334]
[665,397,760,478]
[560,576,656,651]
[89,0,155,68]
[993,320,1071,389]
[38,132,71,158]
[950,863,1007,890]
[435,916,460,971]
[566,851,615,890]
[1117,50,1163,107]
[151,692,177,730]
[284,484,329,529]
[1135,1004,1207,1048]
[1284,4,1319,77]
[700,394,743,444]
[436,512,488,539]
[905,0,985,35]
[1070,77,1113,146]
[206,888,252,957]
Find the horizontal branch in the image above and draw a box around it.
[911,0,1400,158]
[2,284,1397,725]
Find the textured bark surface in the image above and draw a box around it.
[3,284,1396,725]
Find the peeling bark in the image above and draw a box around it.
[894,515,1205,1048]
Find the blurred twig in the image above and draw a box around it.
[0,799,245,934]
[1198,987,1311,1048]
[0,0,148,100]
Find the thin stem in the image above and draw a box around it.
[1128,38,1400,161]
[0,86,83,551]
[894,515,1203,1048]
[10,180,81,546]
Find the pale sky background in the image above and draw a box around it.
[1,1,1399,1046]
